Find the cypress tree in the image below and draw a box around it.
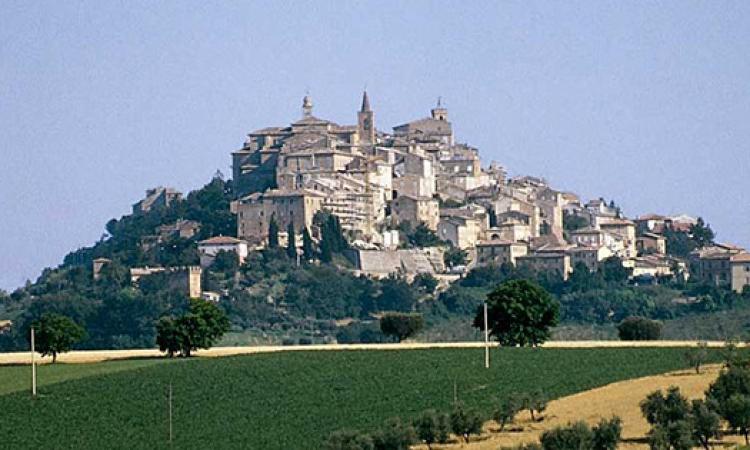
[302,227,314,261]
[268,215,279,248]
[286,221,297,258]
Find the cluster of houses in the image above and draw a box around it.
[125,93,750,295]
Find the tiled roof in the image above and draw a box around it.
[199,236,243,245]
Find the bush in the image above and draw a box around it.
[324,429,374,450]
[380,313,424,343]
[592,417,622,450]
[617,316,662,341]
[413,409,450,449]
[540,421,593,450]
[372,417,417,450]
[450,403,483,443]
[493,395,523,430]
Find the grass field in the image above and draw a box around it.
[0,347,719,449]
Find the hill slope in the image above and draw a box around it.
[0,347,718,449]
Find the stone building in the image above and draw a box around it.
[516,252,572,280]
[235,189,326,243]
[636,232,666,255]
[197,236,249,267]
[475,240,528,266]
[132,187,182,215]
[129,266,202,299]
[391,195,440,230]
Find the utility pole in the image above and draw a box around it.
[31,327,37,397]
[168,382,173,445]
[484,301,490,369]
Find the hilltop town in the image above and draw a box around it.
[2,92,749,349]
[132,92,748,294]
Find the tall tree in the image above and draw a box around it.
[286,221,297,259]
[302,227,315,261]
[268,215,279,248]
[690,217,715,249]
[473,279,559,347]
[31,313,87,363]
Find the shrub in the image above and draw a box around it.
[372,417,417,450]
[379,313,424,343]
[494,395,523,430]
[450,403,483,443]
[324,429,374,450]
[540,421,593,450]
[617,316,662,341]
[413,409,449,449]
[592,417,622,450]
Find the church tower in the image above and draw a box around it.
[431,97,448,121]
[302,94,313,118]
[357,90,376,143]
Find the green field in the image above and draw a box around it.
[0,347,718,449]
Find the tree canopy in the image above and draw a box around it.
[474,279,559,347]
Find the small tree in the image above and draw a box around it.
[268,215,280,248]
[444,246,468,268]
[540,421,593,450]
[527,390,548,422]
[592,417,622,450]
[302,227,315,261]
[156,298,230,357]
[684,342,709,374]
[493,395,523,431]
[372,417,417,450]
[413,409,450,449]
[640,387,694,450]
[286,221,297,259]
[324,430,374,450]
[617,316,662,341]
[725,394,750,445]
[474,279,559,347]
[449,403,483,444]
[30,313,87,363]
[690,399,720,450]
[380,313,424,343]
[413,273,439,294]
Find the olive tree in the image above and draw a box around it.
[473,279,559,347]
[30,313,87,363]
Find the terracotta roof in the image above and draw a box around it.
[476,239,522,247]
[732,253,750,263]
[199,236,244,245]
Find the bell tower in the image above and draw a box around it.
[431,97,448,121]
[357,90,375,143]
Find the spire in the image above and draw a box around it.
[302,94,313,118]
[361,90,371,112]
[437,96,442,107]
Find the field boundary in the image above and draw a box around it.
[0,340,735,365]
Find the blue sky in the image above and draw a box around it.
[1,1,749,290]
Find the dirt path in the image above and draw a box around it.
[0,340,732,365]
[424,364,743,450]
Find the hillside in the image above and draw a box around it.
[1,174,749,352]
[0,347,719,449]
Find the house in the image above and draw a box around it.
[596,217,637,258]
[637,232,666,255]
[484,221,531,243]
[516,252,572,280]
[691,250,750,293]
[391,195,440,230]
[198,236,249,267]
[569,227,626,256]
[568,245,613,272]
[475,240,528,266]
[437,205,488,249]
